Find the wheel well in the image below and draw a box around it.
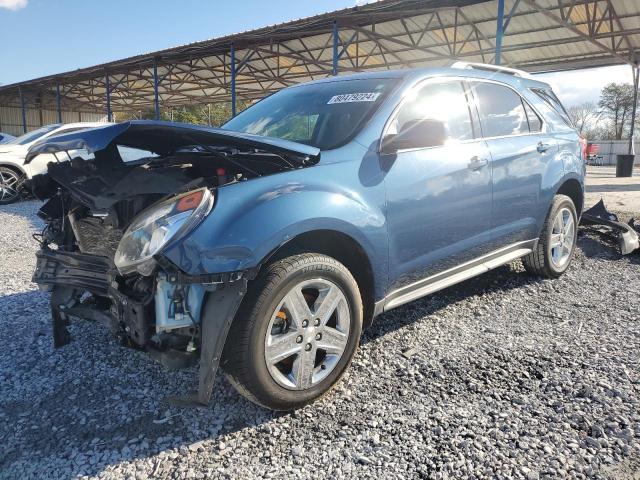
[0,163,26,177]
[557,179,584,214]
[265,230,376,328]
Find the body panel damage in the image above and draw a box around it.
[27,124,319,405]
[580,199,639,255]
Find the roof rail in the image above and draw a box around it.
[451,61,533,79]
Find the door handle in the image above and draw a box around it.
[537,141,551,153]
[468,156,488,170]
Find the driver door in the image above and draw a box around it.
[384,79,493,292]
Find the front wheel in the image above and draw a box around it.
[522,194,578,278]
[222,253,363,410]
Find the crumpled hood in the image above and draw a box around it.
[25,120,321,166]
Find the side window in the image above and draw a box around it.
[523,101,542,132]
[473,82,529,137]
[389,80,474,148]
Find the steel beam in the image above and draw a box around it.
[629,64,639,155]
[502,0,522,33]
[19,88,26,133]
[105,73,112,122]
[495,0,505,65]
[56,84,62,123]
[230,43,236,117]
[2,0,639,114]
[332,21,339,76]
[153,58,161,120]
[521,0,633,65]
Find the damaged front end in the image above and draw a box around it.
[28,121,319,405]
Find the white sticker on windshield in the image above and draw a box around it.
[327,92,381,104]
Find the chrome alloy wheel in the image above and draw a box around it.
[264,278,350,390]
[550,207,575,268]
[0,169,21,203]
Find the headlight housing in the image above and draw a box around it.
[114,188,213,276]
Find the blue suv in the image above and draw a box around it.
[29,63,584,410]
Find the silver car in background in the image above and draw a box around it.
[0,122,108,204]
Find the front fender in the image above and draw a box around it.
[162,163,387,283]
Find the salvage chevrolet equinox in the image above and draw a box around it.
[28,63,585,410]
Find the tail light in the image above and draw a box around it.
[579,135,588,162]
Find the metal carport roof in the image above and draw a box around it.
[0,0,638,123]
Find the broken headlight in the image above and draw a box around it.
[114,188,213,276]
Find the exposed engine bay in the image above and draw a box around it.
[28,122,320,405]
[32,148,257,355]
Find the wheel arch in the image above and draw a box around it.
[0,162,26,177]
[556,177,584,216]
[260,229,377,328]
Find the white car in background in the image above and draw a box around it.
[0,132,16,144]
[0,122,108,204]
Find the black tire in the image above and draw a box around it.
[0,166,24,205]
[221,253,363,410]
[522,194,578,278]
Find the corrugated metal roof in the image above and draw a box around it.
[0,0,637,113]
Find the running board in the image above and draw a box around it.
[382,240,535,312]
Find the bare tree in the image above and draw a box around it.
[567,102,601,136]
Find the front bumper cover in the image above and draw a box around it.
[32,247,248,406]
[580,199,639,255]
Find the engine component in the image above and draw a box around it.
[154,273,206,332]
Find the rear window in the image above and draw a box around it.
[531,88,573,129]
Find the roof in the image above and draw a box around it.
[0,0,638,113]
[293,65,553,93]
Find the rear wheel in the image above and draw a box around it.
[0,167,23,205]
[522,194,577,278]
[222,253,363,410]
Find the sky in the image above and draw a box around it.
[0,0,635,107]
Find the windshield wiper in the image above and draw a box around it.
[181,135,300,176]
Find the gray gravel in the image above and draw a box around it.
[0,200,639,480]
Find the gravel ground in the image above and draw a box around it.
[0,199,639,480]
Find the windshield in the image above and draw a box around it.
[223,78,397,150]
[7,125,60,145]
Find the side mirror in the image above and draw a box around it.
[381,118,446,154]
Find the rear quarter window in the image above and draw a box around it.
[523,101,543,132]
[530,88,574,131]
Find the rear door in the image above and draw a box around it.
[470,80,557,247]
[384,78,493,291]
